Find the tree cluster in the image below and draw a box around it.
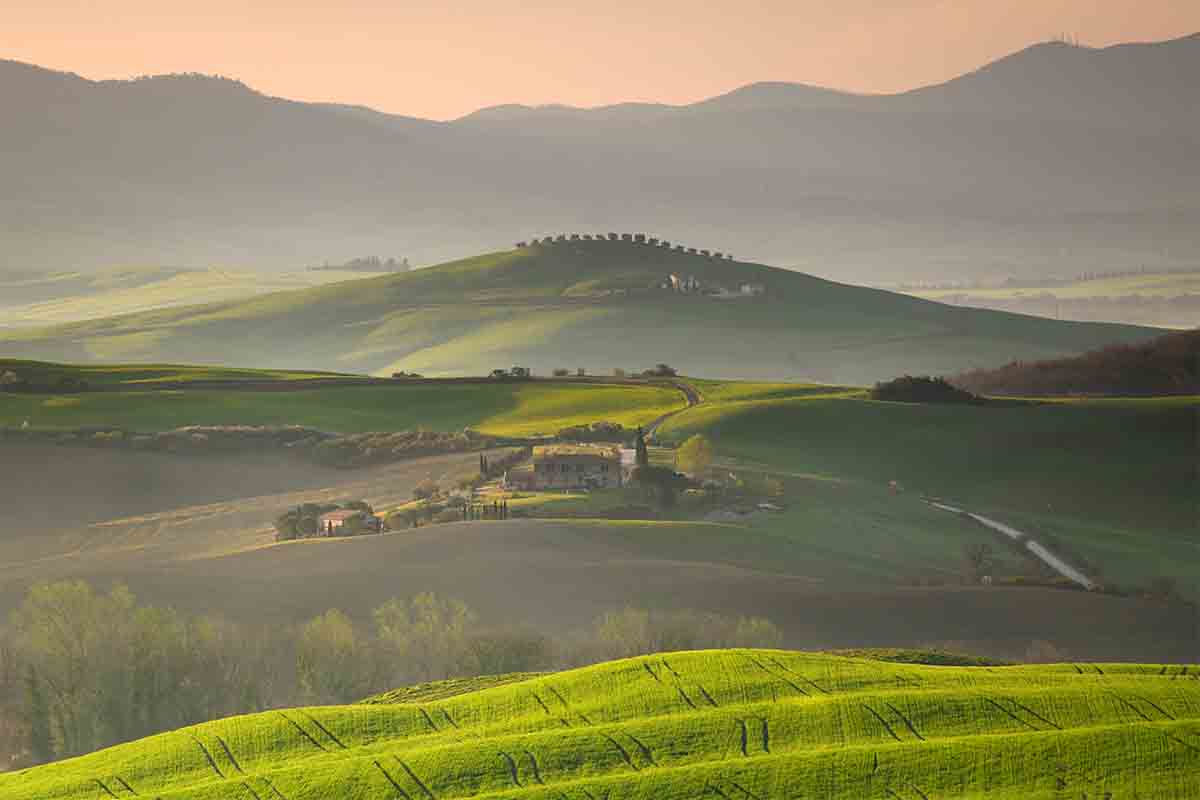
[0,581,783,768]
[556,421,628,443]
[951,329,1199,397]
[311,255,410,272]
[515,233,733,261]
[870,375,982,405]
[273,500,377,542]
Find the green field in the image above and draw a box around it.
[657,391,1199,592]
[0,243,1161,384]
[0,358,352,388]
[0,380,685,437]
[5,649,1197,799]
[0,267,375,327]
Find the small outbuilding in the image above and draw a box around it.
[317,509,374,536]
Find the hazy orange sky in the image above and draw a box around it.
[3,1,1196,119]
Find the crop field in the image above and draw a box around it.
[0,380,684,436]
[5,649,1198,799]
[658,393,1198,593]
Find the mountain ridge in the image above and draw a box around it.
[2,33,1196,280]
[9,32,1195,121]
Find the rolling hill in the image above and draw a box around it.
[0,242,1161,383]
[2,34,1198,282]
[3,649,1197,799]
[0,266,379,327]
[656,389,1198,596]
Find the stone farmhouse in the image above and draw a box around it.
[506,444,623,491]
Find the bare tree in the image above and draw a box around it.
[963,542,995,582]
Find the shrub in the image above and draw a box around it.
[433,508,463,524]
[632,465,690,508]
[413,480,439,501]
[557,421,627,443]
[676,434,714,476]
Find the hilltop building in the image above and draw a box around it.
[506,444,622,491]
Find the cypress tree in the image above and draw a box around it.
[635,427,649,468]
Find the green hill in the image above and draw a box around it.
[657,392,1199,595]
[0,242,1160,384]
[0,267,372,328]
[4,649,1197,799]
[0,372,685,436]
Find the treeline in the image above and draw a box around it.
[0,369,88,394]
[0,582,782,769]
[870,376,982,405]
[310,255,411,272]
[952,329,1199,397]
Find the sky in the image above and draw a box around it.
[3,0,1197,120]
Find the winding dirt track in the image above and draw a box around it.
[927,501,1098,590]
[645,380,702,439]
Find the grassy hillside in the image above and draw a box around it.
[657,392,1198,593]
[0,267,374,328]
[0,358,353,388]
[4,649,1197,799]
[0,377,684,436]
[0,242,1161,384]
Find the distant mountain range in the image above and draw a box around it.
[2,34,1197,283]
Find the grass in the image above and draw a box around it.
[0,358,351,388]
[0,243,1161,384]
[4,648,1197,799]
[657,392,1199,592]
[0,266,374,327]
[0,380,685,436]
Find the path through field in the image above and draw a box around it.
[645,379,702,439]
[928,501,1098,590]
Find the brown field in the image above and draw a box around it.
[2,444,1194,665]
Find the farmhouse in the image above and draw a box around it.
[508,444,622,490]
[317,509,362,535]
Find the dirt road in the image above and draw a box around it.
[645,379,702,439]
[928,501,1098,590]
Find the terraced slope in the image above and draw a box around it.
[4,650,1197,799]
[0,243,1159,384]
